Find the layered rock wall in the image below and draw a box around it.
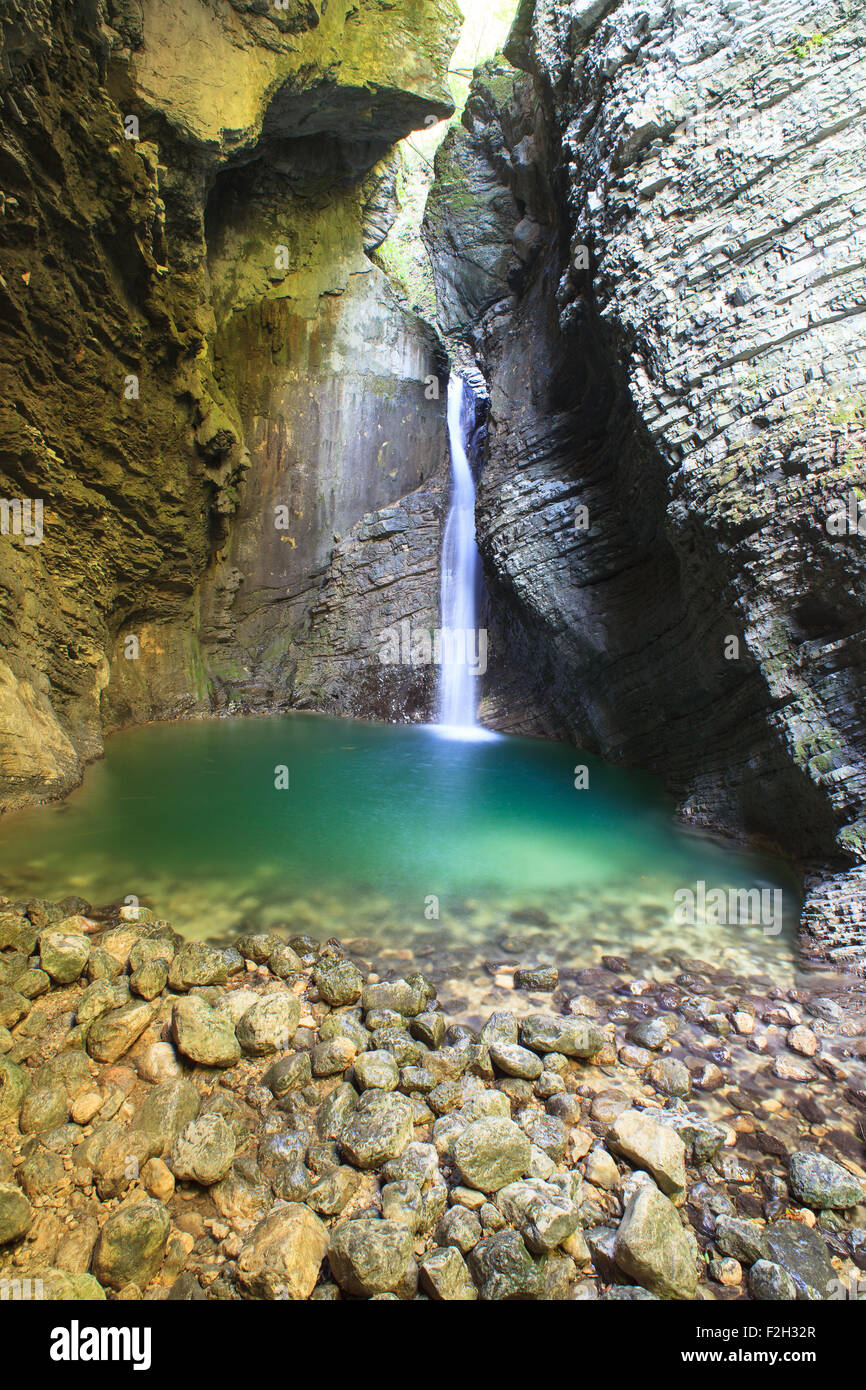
[424,0,866,962]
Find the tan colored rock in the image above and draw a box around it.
[787,1025,819,1058]
[608,1109,687,1200]
[236,1203,329,1300]
[142,1157,175,1203]
[87,1001,156,1064]
[71,1091,103,1125]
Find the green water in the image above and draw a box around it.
[0,715,799,980]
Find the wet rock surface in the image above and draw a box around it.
[0,898,864,1301]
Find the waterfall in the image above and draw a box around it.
[438,374,484,734]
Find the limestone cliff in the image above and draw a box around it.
[0,0,459,806]
[423,0,866,964]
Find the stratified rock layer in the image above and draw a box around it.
[424,0,866,961]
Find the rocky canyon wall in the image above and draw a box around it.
[423,0,866,964]
[0,0,459,807]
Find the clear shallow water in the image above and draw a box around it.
[0,714,800,982]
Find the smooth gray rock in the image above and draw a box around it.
[614,1185,697,1300]
[168,1113,236,1186]
[788,1151,866,1211]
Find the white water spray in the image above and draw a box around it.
[437,374,488,737]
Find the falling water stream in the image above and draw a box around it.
[438,374,486,735]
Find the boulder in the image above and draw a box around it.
[339,1090,414,1169]
[0,1182,33,1245]
[168,1113,236,1186]
[236,993,300,1055]
[173,996,240,1068]
[788,1151,866,1211]
[614,1184,697,1300]
[329,1218,415,1297]
[419,1245,477,1300]
[132,1079,201,1153]
[236,1203,329,1300]
[38,929,90,984]
[313,959,364,1006]
[86,1000,155,1063]
[468,1230,542,1300]
[453,1117,532,1193]
[168,941,230,992]
[520,1014,605,1057]
[608,1110,686,1199]
[92,1198,170,1291]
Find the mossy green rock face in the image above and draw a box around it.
[262,1052,312,1098]
[339,1090,414,1169]
[788,1151,866,1210]
[235,993,300,1056]
[236,934,282,965]
[313,959,364,1007]
[132,1079,201,1154]
[329,1218,415,1297]
[362,979,426,1017]
[15,969,51,1000]
[86,1001,156,1064]
[130,958,169,1000]
[316,1082,358,1140]
[173,996,241,1068]
[38,929,90,984]
[0,988,29,1031]
[453,1118,532,1194]
[614,1185,698,1300]
[268,943,304,980]
[419,1245,477,1300]
[19,1150,66,1200]
[468,1230,543,1300]
[0,1057,29,1121]
[92,1198,170,1292]
[353,1050,400,1092]
[36,1270,107,1301]
[34,1049,92,1101]
[85,949,124,983]
[19,1087,68,1135]
[0,1182,34,1245]
[0,0,459,812]
[168,942,230,992]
